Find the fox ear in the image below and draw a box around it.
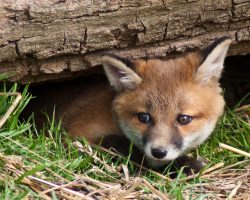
[196,37,232,84]
[101,55,142,91]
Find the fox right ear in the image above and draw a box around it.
[101,55,142,92]
[196,37,231,84]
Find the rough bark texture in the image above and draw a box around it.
[0,0,250,83]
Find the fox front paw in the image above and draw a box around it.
[174,155,207,175]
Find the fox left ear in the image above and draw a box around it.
[196,37,232,84]
[101,55,142,92]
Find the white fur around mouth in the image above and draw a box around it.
[119,121,216,168]
[144,143,183,162]
[145,157,170,168]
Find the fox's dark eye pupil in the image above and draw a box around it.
[137,112,151,124]
[177,115,193,125]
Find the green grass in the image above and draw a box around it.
[198,109,250,165]
[0,83,249,199]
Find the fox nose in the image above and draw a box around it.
[151,148,167,159]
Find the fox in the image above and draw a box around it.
[25,37,231,169]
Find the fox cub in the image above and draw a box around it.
[28,37,231,168]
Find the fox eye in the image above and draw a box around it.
[177,114,193,125]
[137,112,151,124]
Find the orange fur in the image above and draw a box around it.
[112,53,224,146]
[61,51,224,146]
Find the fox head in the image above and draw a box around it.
[101,37,231,167]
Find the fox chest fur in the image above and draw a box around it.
[29,37,231,167]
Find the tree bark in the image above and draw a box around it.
[0,0,250,83]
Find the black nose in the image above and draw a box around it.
[151,148,167,159]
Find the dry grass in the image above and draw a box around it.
[0,146,249,200]
[0,152,169,200]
